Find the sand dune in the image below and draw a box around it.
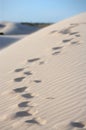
[0,22,39,35]
[0,13,86,130]
[0,22,40,49]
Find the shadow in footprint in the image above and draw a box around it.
[13,86,27,93]
[52,51,61,55]
[71,41,79,45]
[14,77,25,82]
[59,28,71,34]
[24,71,32,76]
[50,30,57,34]
[22,93,34,99]
[34,80,42,83]
[39,61,45,65]
[14,111,31,118]
[25,118,39,125]
[69,32,79,35]
[75,34,80,37]
[14,68,24,72]
[18,101,29,108]
[52,46,63,51]
[63,38,73,43]
[70,122,84,128]
[28,58,40,63]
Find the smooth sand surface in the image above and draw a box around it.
[0,13,86,130]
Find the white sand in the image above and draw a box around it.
[0,13,86,130]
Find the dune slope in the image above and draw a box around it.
[0,13,86,130]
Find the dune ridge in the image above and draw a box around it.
[0,13,86,130]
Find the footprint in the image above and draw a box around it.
[34,80,42,83]
[24,71,32,76]
[52,51,61,55]
[39,61,45,65]
[18,101,29,107]
[14,68,24,72]
[22,93,34,99]
[75,34,80,37]
[70,121,85,128]
[28,58,40,63]
[14,111,31,118]
[25,118,39,125]
[14,77,25,82]
[59,28,71,34]
[71,41,79,45]
[13,86,27,93]
[63,38,73,43]
[70,23,79,26]
[46,97,55,99]
[50,30,57,34]
[69,32,79,35]
[25,117,47,125]
[52,46,63,50]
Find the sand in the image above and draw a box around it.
[0,13,86,130]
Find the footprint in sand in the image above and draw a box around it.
[14,77,25,82]
[34,80,42,83]
[75,34,81,37]
[25,117,47,125]
[22,93,34,99]
[63,38,73,43]
[14,110,32,118]
[14,68,24,72]
[52,51,61,55]
[70,121,85,128]
[52,46,63,51]
[50,30,57,34]
[18,101,30,108]
[70,23,79,26]
[59,28,71,35]
[13,86,27,93]
[69,32,79,35]
[39,61,45,65]
[52,46,63,55]
[28,58,40,63]
[71,41,80,45]
[24,71,32,76]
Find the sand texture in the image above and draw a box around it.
[0,13,86,130]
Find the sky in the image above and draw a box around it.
[0,0,86,23]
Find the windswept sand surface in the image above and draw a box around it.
[0,13,86,130]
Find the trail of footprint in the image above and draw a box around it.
[14,77,25,82]
[70,121,85,128]
[13,86,27,93]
